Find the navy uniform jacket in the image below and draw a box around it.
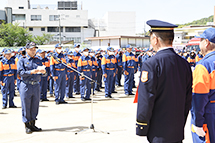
[17,55,43,82]
[136,48,192,142]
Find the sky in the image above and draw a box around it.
[1,0,215,33]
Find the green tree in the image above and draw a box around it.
[32,33,54,45]
[0,22,32,47]
[176,15,214,28]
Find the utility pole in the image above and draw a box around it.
[59,15,61,45]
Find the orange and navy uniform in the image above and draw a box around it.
[50,52,67,102]
[66,57,76,98]
[0,57,17,107]
[73,51,82,94]
[40,57,50,76]
[50,53,67,77]
[195,54,204,62]
[187,56,196,67]
[77,55,92,99]
[191,51,215,143]
[122,51,137,95]
[0,57,17,82]
[101,54,117,97]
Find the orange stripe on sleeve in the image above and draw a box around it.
[101,57,106,65]
[15,57,18,65]
[0,62,3,71]
[210,70,215,90]
[77,58,82,67]
[192,64,210,94]
[122,54,127,62]
[50,57,55,66]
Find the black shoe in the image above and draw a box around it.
[69,96,75,98]
[119,85,122,87]
[30,120,42,131]
[14,94,17,97]
[96,89,102,92]
[56,101,60,105]
[60,100,68,104]
[85,98,91,101]
[2,106,6,109]
[9,105,17,108]
[133,86,137,88]
[100,87,104,89]
[41,99,49,102]
[93,93,95,95]
[75,92,80,95]
[108,95,113,98]
[129,93,135,95]
[25,123,33,134]
[81,98,86,101]
[112,91,117,93]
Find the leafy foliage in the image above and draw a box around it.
[0,22,54,47]
[177,15,214,28]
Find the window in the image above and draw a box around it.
[48,27,63,32]
[65,27,81,32]
[19,7,24,9]
[49,15,59,21]
[29,28,33,31]
[13,14,26,20]
[31,15,41,21]
[41,28,45,31]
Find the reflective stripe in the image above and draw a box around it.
[136,121,147,126]
[83,69,90,71]
[128,66,134,68]
[67,70,73,73]
[106,68,115,70]
[92,69,96,71]
[55,68,65,71]
[3,74,14,76]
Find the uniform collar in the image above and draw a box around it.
[157,47,173,52]
[3,57,9,62]
[26,54,35,59]
[204,51,215,59]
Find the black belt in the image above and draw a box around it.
[23,81,39,85]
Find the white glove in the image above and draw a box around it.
[192,125,205,137]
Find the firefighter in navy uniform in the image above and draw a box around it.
[77,47,92,101]
[123,45,136,95]
[115,49,123,87]
[101,47,117,98]
[0,49,17,109]
[95,51,102,92]
[65,50,76,98]
[136,20,192,143]
[73,44,81,95]
[89,49,98,95]
[50,44,67,105]
[191,28,215,143]
[17,42,46,134]
[38,50,50,101]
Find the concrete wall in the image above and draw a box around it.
[7,0,29,9]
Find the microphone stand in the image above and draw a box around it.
[50,53,109,135]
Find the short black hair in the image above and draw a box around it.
[151,31,174,45]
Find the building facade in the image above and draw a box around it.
[8,0,94,43]
[86,35,150,50]
[89,11,136,37]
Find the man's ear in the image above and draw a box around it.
[205,39,210,49]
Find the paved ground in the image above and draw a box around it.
[0,73,193,143]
